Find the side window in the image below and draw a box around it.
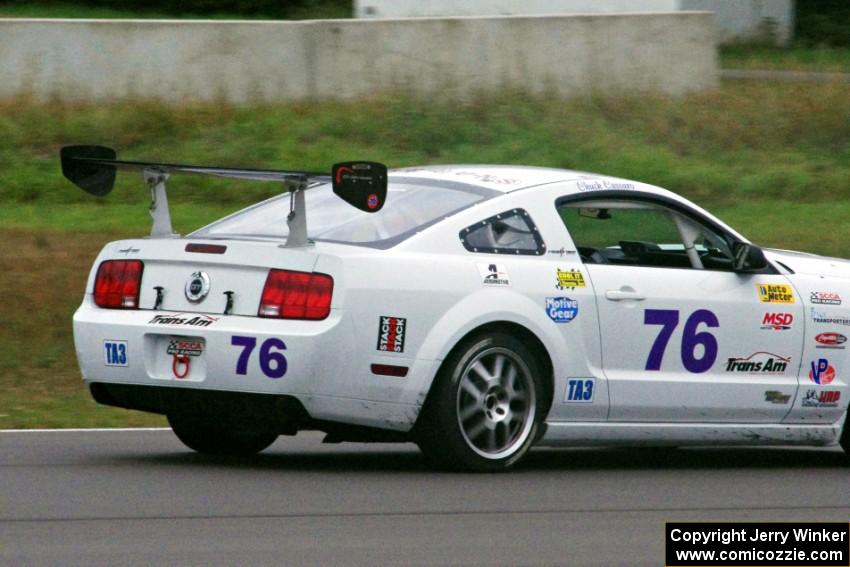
[558,201,735,271]
[460,209,546,255]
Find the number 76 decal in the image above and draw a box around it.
[231,336,288,379]
[644,309,719,373]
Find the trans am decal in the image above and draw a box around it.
[149,313,219,327]
[725,352,790,374]
[377,316,406,353]
[756,284,794,304]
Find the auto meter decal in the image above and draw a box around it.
[556,268,585,290]
[377,316,406,353]
[761,312,793,331]
[810,291,842,305]
[755,283,794,304]
[546,297,578,323]
[809,358,836,384]
[815,332,847,349]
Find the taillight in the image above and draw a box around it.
[258,269,333,320]
[93,260,144,309]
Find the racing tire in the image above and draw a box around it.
[167,414,278,456]
[416,332,545,472]
[840,413,850,457]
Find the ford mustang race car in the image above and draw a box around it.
[64,146,850,471]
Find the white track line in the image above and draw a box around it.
[0,427,170,433]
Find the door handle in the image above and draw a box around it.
[605,288,645,301]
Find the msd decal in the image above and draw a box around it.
[815,332,847,349]
[756,284,794,304]
[809,358,836,384]
[761,312,793,331]
[377,316,406,353]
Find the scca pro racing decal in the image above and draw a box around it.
[809,358,836,384]
[755,283,794,304]
[478,264,510,286]
[545,297,578,323]
[725,352,790,374]
[555,268,585,290]
[802,389,841,408]
[377,316,406,353]
[103,340,128,367]
[149,313,219,327]
[166,338,204,357]
[810,291,842,305]
[565,378,594,402]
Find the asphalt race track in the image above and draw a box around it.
[2,429,849,566]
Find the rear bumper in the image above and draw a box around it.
[74,296,432,431]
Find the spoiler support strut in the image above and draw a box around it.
[145,170,177,238]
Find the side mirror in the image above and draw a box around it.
[733,242,769,273]
[331,161,388,213]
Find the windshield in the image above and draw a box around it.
[192,177,496,248]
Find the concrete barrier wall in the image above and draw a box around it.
[0,14,717,104]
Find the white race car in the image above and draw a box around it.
[64,146,850,471]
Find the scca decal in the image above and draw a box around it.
[756,284,794,304]
[377,316,406,353]
[810,291,842,305]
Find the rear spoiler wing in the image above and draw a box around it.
[60,145,388,247]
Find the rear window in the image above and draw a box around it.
[192,177,495,248]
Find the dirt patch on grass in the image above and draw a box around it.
[0,229,164,428]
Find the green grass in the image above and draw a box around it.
[0,1,351,20]
[2,80,849,428]
[720,45,850,72]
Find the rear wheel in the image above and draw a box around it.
[168,414,278,456]
[417,332,545,472]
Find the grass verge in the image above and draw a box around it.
[720,45,850,72]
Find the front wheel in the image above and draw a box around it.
[417,332,545,472]
[168,414,278,456]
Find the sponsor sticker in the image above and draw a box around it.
[546,297,578,323]
[815,332,847,349]
[756,283,794,304]
[478,263,510,286]
[166,338,204,358]
[764,390,791,404]
[565,378,594,402]
[148,313,219,327]
[761,312,793,331]
[810,308,850,326]
[810,291,842,305]
[556,268,586,290]
[808,358,836,384]
[103,340,128,367]
[377,316,406,353]
[725,352,790,374]
[802,389,841,408]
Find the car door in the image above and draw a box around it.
[556,195,804,423]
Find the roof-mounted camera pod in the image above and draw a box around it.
[60,145,388,248]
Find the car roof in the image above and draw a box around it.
[390,164,611,193]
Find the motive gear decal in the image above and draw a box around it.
[377,316,406,353]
